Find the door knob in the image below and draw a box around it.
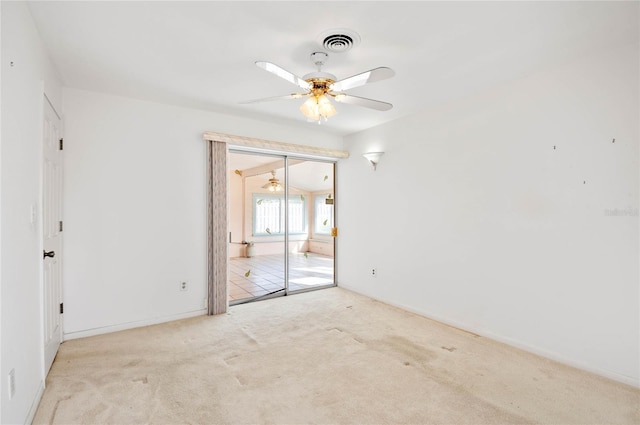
[43,250,55,259]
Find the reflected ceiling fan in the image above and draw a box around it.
[260,170,305,192]
[262,171,283,192]
[242,52,394,123]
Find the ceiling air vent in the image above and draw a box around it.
[317,29,361,53]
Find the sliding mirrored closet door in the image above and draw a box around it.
[228,151,287,303]
[286,158,335,294]
[228,151,336,305]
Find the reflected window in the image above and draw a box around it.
[253,194,306,236]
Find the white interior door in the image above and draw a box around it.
[43,97,63,374]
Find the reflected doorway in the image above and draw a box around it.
[228,151,335,305]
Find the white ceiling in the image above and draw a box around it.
[27,1,637,136]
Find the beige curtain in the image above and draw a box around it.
[207,140,228,315]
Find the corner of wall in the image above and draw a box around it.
[1,1,62,423]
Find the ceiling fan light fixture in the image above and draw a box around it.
[300,94,337,123]
[268,183,282,192]
[317,95,336,118]
[262,171,283,191]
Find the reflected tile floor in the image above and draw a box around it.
[229,253,334,302]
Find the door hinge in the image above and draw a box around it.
[59,303,64,314]
[59,138,63,150]
[59,221,63,232]
[331,227,338,237]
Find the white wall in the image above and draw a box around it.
[338,43,639,386]
[1,2,62,423]
[62,88,341,338]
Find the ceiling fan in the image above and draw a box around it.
[242,52,395,123]
[261,170,308,193]
[262,170,283,192]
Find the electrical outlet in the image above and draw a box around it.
[371,268,377,278]
[180,281,188,291]
[8,369,15,400]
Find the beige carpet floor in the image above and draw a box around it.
[34,287,639,424]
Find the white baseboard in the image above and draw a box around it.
[338,283,640,389]
[63,309,207,341]
[25,380,45,425]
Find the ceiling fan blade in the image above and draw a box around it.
[239,93,308,104]
[256,61,311,90]
[333,93,393,111]
[330,67,395,92]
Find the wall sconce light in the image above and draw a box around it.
[363,152,384,171]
